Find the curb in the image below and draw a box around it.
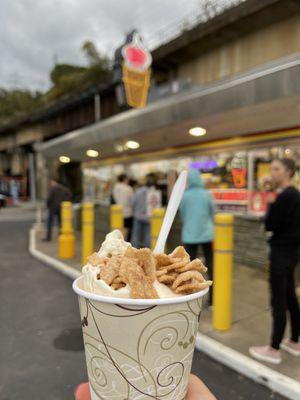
[29,225,80,280]
[29,225,300,400]
[196,332,300,400]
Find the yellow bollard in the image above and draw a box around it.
[151,208,165,250]
[110,204,124,232]
[58,201,75,259]
[213,213,234,331]
[82,202,94,264]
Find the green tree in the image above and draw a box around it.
[45,41,110,101]
[0,40,111,124]
[50,64,87,86]
[81,40,109,67]
[81,40,110,84]
[0,89,41,123]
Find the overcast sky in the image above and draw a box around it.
[0,0,236,91]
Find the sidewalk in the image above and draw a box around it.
[0,201,40,221]
[35,227,82,272]
[200,266,300,382]
[32,225,300,385]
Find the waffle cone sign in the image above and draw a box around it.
[122,64,150,108]
[122,33,152,108]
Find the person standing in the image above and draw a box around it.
[10,180,19,205]
[250,158,300,364]
[179,169,215,305]
[129,178,138,191]
[113,174,134,241]
[131,174,156,249]
[44,179,71,242]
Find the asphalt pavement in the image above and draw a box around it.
[0,216,287,400]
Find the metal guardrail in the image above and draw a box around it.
[145,0,246,50]
[148,78,199,103]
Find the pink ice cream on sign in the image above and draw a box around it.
[122,33,152,72]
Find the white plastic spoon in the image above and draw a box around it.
[153,170,188,254]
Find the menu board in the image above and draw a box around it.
[211,189,248,213]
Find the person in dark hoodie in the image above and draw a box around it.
[250,158,300,364]
[44,179,72,242]
[179,169,215,305]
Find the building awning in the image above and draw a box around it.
[37,53,300,162]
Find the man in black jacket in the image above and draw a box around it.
[44,180,71,241]
[250,158,300,364]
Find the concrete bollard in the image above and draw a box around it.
[82,202,94,264]
[58,201,75,259]
[213,213,234,331]
[150,208,165,251]
[110,204,124,232]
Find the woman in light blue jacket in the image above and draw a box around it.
[180,169,215,304]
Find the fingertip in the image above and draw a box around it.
[74,383,91,400]
[187,375,217,400]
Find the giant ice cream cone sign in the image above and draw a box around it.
[122,33,152,108]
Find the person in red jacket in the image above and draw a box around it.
[250,158,300,364]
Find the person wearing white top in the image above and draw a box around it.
[112,174,134,240]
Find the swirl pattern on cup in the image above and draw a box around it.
[78,296,202,399]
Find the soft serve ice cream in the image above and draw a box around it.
[82,230,212,299]
[82,230,131,298]
[82,231,177,298]
[98,229,131,257]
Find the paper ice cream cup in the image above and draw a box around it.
[73,276,208,400]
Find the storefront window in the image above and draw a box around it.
[82,143,300,214]
[249,146,300,214]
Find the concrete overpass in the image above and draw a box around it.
[37,52,300,164]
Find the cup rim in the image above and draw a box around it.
[73,276,209,306]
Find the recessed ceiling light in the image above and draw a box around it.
[285,148,291,155]
[125,140,140,149]
[59,156,71,163]
[86,149,99,158]
[189,127,207,137]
